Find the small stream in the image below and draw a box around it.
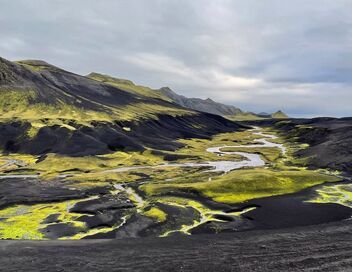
[0,127,284,180]
[106,127,285,174]
[106,127,286,236]
[0,127,287,237]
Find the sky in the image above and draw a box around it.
[0,0,351,117]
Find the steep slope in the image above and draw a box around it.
[246,117,352,174]
[1,58,191,122]
[157,87,243,116]
[0,57,245,156]
[86,74,288,120]
[87,72,172,102]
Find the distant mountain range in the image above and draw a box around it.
[88,73,288,120]
[156,87,243,116]
[157,86,288,120]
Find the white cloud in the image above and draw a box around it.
[0,0,351,117]
[125,53,263,90]
[0,37,26,51]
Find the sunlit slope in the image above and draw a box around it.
[0,56,245,155]
[0,58,192,123]
[87,72,172,102]
[271,110,288,119]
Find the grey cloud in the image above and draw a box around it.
[0,0,351,116]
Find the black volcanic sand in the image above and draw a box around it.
[83,202,201,239]
[0,177,111,209]
[239,181,352,230]
[180,181,352,235]
[1,176,351,240]
[69,194,135,214]
[40,223,83,239]
[1,220,352,271]
[244,199,351,230]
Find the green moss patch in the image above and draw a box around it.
[141,168,340,204]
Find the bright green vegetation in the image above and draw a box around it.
[31,150,165,178]
[143,207,167,222]
[0,89,112,124]
[0,126,343,239]
[226,113,265,121]
[1,61,195,129]
[0,200,87,239]
[0,153,38,165]
[308,184,352,208]
[2,59,194,127]
[176,130,262,162]
[0,93,191,125]
[271,110,289,119]
[16,60,62,72]
[0,89,37,114]
[0,153,38,173]
[141,168,339,204]
[88,73,172,102]
[0,87,192,130]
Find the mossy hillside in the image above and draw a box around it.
[0,89,112,124]
[271,110,289,119]
[0,89,37,113]
[3,58,195,125]
[0,153,38,165]
[0,90,192,125]
[88,73,172,102]
[16,60,63,72]
[0,153,38,173]
[226,113,265,121]
[141,168,340,204]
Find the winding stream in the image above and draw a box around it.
[0,127,287,237]
[106,127,287,236]
[0,127,284,180]
[106,127,285,174]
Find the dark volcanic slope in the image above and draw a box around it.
[0,113,242,155]
[246,117,352,174]
[1,58,174,110]
[0,57,246,155]
[1,220,352,272]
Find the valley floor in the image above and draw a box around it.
[0,123,352,270]
[0,126,351,239]
[1,219,352,271]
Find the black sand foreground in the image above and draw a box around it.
[1,220,352,272]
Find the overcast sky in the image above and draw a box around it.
[1,0,351,117]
